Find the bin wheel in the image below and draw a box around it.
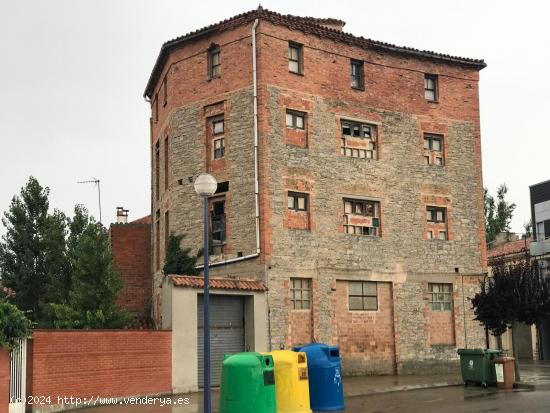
[481,382,487,388]
[464,381,468,387]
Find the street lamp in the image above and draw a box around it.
[194,173,217,413]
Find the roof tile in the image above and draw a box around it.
[170,275,267,292]
[144,7,486,98]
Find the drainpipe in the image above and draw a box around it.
[196,18,261,269]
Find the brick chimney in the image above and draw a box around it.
[116,207,129,224]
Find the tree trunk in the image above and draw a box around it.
[511,322,521,382]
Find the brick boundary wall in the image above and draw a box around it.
[27,330,171,412]
[0,347,8,413]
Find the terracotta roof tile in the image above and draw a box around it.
[488,238,531,260]
[144,7,486,98]
[170,275,267,292]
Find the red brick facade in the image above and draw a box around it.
[110,221,152,314]
[0,348,8,413]
[26,330,171,408]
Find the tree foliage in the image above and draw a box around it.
[471,259,550,336]
[0,300,33,349]
[0,177,67,325]
[0,177,132,329]
[163,233,200,276]
[484,184,516,245]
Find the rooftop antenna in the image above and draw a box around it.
[77,178,102,224]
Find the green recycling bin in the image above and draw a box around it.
[457,348,502,387]
[219,352,276,413]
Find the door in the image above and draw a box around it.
[198,294,245,386]
[9,339,27,413]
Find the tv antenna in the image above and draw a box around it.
[77,178,102,224]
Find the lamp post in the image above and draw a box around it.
[194,173,217,413]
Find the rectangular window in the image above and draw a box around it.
[210,117,225,159]
[214,138,225,159]
[427,206,446,223]
[164,210,170,258]
[348,281,378,311]
[208,46,221,79]
[164,137,169,190]
[536,220,550,241]
[351,59,364,90]
[288,42,303,74]
[429,283,452,311]
[155,141,160,201]
[286,110,306,130]
[424,74,438,101]
[340,120,377,160]
[154,93,159,122]
[343,198,380,236]
[424,133,444,166]
[211,200,226,245]
[288,192,308,211]
[163,76,167,107]
[291,278,311,310]
[155,210,160,271]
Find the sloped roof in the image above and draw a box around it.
[170,275,267,291]
[144,6,486,98]
[131,215,151,225]
[488,238,531,260]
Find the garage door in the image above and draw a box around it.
[198,294,245,387]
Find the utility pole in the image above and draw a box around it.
[77,178,102,224]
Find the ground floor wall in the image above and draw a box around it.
[267,267,486,376]
[1,348,8,413]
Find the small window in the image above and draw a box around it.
[341,120,377,160]
[427,206,446,223]
[291,278,311,310]
[427,230,434,239]
[438,230,447,240]
[215,181,229,194]
[424,134,444,166]
[348,281,378,311]
[212,119,224,135]
[429,283,452,311]
[213,138,225,159]
[288,192,308,211]
[154,93,159,122]
[288,42,303,74]
[208,46,221,79]
[351,60,364,90]
[211,200,226,245]
[343,198,380,236]
[424,74,438,101]
[286,110,306,130]
[155,141,160,201]
[163,76,168,107]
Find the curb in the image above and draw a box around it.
[345,380,464,398]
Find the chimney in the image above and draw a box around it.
[313,18,346,32]
[116,207,129,224]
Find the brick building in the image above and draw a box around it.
[144,7,488,392]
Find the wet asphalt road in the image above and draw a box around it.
[76,385,550,413]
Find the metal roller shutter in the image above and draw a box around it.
[198,294,245,387]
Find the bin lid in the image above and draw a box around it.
[223,352,273,368]
[457,348,485,355]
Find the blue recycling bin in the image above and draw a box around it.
[293,343,344,411]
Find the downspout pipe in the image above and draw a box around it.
[196,18,261,269]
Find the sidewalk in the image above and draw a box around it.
[517,360,550,390]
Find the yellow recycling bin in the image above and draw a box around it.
[267,350,312,413]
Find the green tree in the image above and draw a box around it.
[163,233,200,275]
[484,184,516,245]
[49,216,132,329]
[0,300,33,349]
[0,177,67,325]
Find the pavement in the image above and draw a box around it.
[65,361,550,413]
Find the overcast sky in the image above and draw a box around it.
[0,0,548,234]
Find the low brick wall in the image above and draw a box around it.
[27,330,171,412]
[0,347,9,413]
